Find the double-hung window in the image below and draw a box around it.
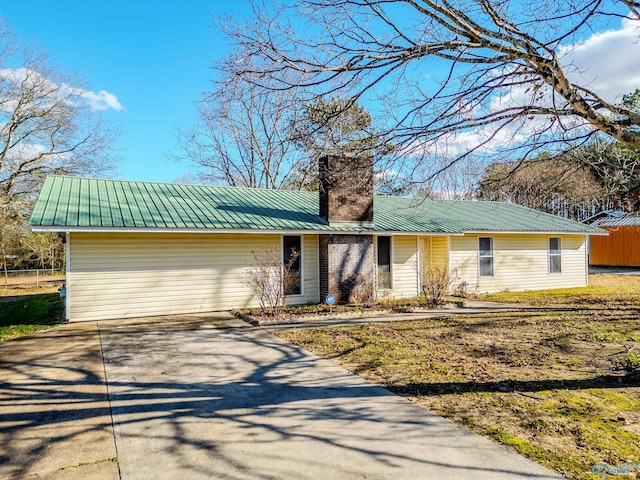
[478,237,494,277]
[549,237,562,274]
[283,236,302,295]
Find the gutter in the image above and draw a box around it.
[30,225,605,236]
[30,225,466,236]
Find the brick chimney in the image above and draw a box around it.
[319,154,374,225]
[318,154,375,304]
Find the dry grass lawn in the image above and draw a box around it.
[278,274,640,480]
[0,284,62,299]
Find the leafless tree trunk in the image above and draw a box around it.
[221,0,640,181]
[0,194,26,288]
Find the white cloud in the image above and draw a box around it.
[439,128,528,156]
[0,67,124,112]
[437,18,640,158]
[487,18,640,113]
[560,18,640,102]
[0,142,70,174]
[80,89,124,111]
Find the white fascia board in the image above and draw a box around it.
[32,225,466,236]
[32,225,604,236]
[372,232,464,236]
[462,230,607,236]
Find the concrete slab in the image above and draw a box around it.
[99,313,562,480]
[0,323,119,480]
[589,267,640,275]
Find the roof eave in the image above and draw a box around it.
[30,225,466,236]
[462,229,607,236]
[32,225,605,236]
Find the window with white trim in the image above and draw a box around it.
[549,237,562,274]
[283,235,302,295]
[478,237,494,277]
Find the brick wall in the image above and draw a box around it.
[319,234,374,304]
[319,155,374,223]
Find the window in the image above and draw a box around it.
[549,237,562,274]
[283,236,302,295]
[478,237,494,277]
[377,236,392,289]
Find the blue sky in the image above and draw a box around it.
[2,2,639,185]
[1,0,252,183]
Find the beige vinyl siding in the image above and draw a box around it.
[422,236,448,270]
[298,235,319,305]
[68,232,319,321]
[419,236,449,292]
[449,234,587,294]
[381,235,419,299]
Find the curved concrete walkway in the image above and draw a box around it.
[1,313,562,479]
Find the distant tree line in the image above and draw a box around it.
[478,141,640,220]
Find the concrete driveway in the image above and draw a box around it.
[1,313,562,479]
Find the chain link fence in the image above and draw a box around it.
[2,269,66,289]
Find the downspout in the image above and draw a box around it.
[65,232,70,322]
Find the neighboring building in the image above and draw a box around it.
[588,215,640,267]
[30,156,604,322]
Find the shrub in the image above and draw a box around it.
[620,351,639,377]
[245,245,299,318]
[421,265,454,307]
[350,273,375,308]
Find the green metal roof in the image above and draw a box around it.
[30,176,604,235]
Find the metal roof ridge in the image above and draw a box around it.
[43,175,320,194]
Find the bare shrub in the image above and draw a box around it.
[245,245,299,317]
[350,273,375,308]
[421,265,454,307]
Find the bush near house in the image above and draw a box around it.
[278,274,640,480]
[421,265,454,307]
[245,246,300,317]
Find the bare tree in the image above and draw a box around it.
[478,156,604,217]
[415,155,485,199]
[0,21,118,270]
[22,232,64,270]
[0,193,25,281]
[565,140,640,202]
[176,56,308,189]
[222,0,640,181]
[0,26,117,201]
